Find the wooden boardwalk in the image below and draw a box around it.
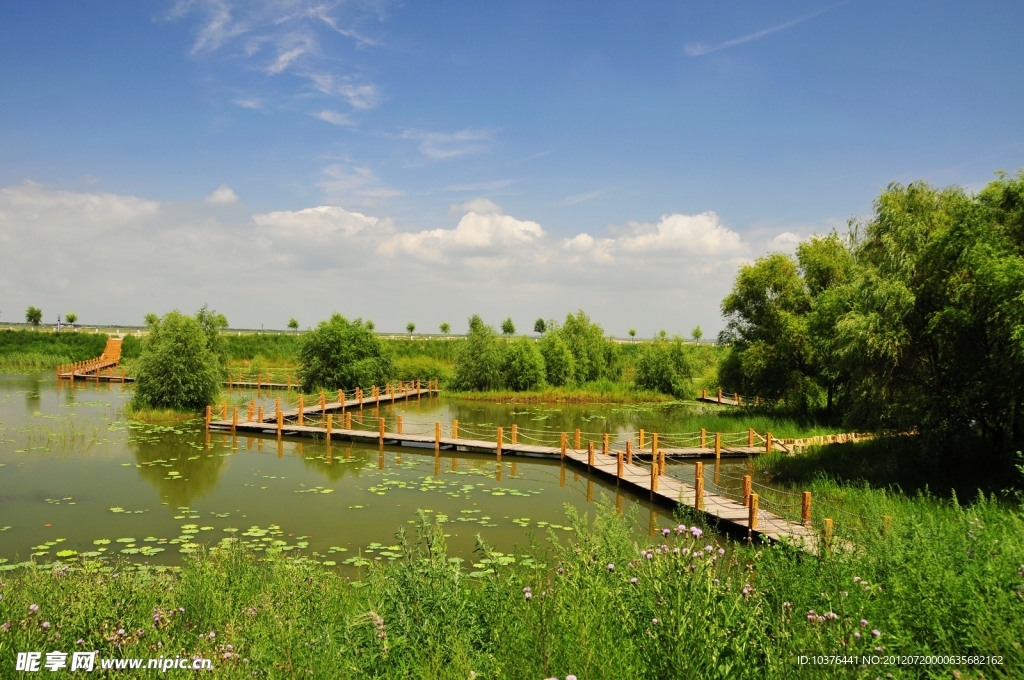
[208,410,817,550]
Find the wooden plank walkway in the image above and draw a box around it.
[208,414,817,550]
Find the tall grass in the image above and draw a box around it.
[0,329,108,369]
[2,498,1020,678]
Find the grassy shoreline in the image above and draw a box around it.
[1,496,1021,678]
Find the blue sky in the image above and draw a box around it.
[1,1,1021,334]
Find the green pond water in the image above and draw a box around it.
[0,374,767,574]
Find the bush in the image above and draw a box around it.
[539,333,575,386]
[555,310,622,383]
[132,311,223,411]
[395,356,453,384]
[635,337,693,397]
[451,315,504,390]
[120,334,142,359]
[297,314,395,392]
[501,337,546,391]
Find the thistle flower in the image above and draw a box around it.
[690,527,703,538]
[871,629,881,638]
[29,604,39,614]
[41,621,51,630]
[651,618,659,625]
[860,619,868,628]
[606,563,615,572]
[675,524,686,534]
[630,577,638,585]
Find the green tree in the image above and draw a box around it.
[629,328,636,342]
[718,253,815,410]
[691,325,702,343]
[539,333,575,386]
[194,305,229,370]
[132,310,222,410]
[287,318,299,332]
[65,312,78,325]
[557,310,621,383]
[144,313,159,328]
[406,322,416,335]
[451,315,504,390]
[25,306,42,326]
[439,322,451,335]
[366,320,375,331]
[501,317,516,336]
[501,337,546,391]
[534,318,546,334]
[635,336,693,397]
[297,314,395,392]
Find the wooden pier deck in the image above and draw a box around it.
[208,412,817,549]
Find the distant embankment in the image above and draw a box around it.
[0,329,110,369]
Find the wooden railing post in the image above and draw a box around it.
[298,395,304,425]
[378,418,385,446]
[496,427,503,458]
[396,415,403,434]
[651,457,659,492]
[276,409,283,438]
[694,462,704,510]
[802,491,812,526]
[743,475,752,507]
[221,403,227,420]
[748,428,754,446]
[258,406,264,423]
[574,429,581,450]
[435,421,441,451]
[626,440,633,465]
[588,442,594,468]
[320,391,326,412]
[748,493,759,536]
[617,448,624,478]
[232,407,238,433]
[511,424,518,444]
[766,431,773,453]
[700,428,706,448]
[823,518,833,550]
[602,432,609,456]
[452,419,459,439]
[326,414,333,442]
[247,400,254,423]
[205,406,211,431]
[714,432,721,458]
[651,433,658,457]
[639,429,645,449]
[659,449,666,476]
[560,432,566,459]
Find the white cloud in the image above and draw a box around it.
[616,212,746,256]
[403,128,494,159]
[205,185,239,204]
[771,231,803,251]
[317,165,404,205]
[315,110,354,126]
[252,205,378,239]
[449,198,503,215]
[234,98,263,109]
[379,212,543,263]
[0,181,159,224]
[266,35,313,75]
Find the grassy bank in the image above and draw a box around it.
[0,330,108,370]
[1,497,1020,678]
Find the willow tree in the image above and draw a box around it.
[297,314,394,392]
[133,310,222,410]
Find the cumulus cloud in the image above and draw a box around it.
[449,198,503,215]
[379,212,543,263]
[205,185,239,204]
[252,205,379,239]
[0,180,775,337]
[616,212,746,256]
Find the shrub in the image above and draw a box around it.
[194,305,229,368]
[395,356,453,384]
[557,310,622,382]
[451,315,504,390]
[539,333,575,386]
[297,314,395,392]
[501,337,546,391]
[120,334,142,359]
[635,337,693,397]
[132,311,222,411]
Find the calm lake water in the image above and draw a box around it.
[0,374,760,573]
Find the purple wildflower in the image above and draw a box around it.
[676,524,686,534]
[606,563,615,572]
[29,604,39,614]
[717,548,725,556]
[567,676,578,680]
[41,622,51,630]
[630,577,638,585]
[860,619,868,628]
[854,632,861,639]
[871,629,881,638]
[741,584,752,596]
[690,527,703,539]
[704,545,713,553]
[651,618,659,625]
